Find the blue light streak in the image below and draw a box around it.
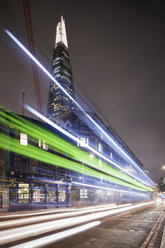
[72,181,149,197]
[5,29,155,187]
[26,104,152,187]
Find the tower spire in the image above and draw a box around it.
[48,16,74,119]
[55,15,68,48]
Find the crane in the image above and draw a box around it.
[23,0,42,113]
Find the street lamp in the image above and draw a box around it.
[162,165,165,170]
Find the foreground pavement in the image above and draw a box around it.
[0,202,164,248]
[48,203,165,248]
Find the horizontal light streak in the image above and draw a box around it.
[0,133,150,192]
[0,201,153,245]
[0,204,121,229]
[5,29,155,187]
[10,221,101,248]
[25,105,153,190]
[0,108,153,192]
[0,204,116,219]
[72,181,150,196]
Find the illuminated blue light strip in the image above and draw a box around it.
[5,29,154,186]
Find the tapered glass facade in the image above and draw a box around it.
[47,16,74,120]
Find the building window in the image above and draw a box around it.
[89,137,96,147]
[38,140,48,150]
[15,160,20,172]
[38,140,41,148]
[80,189,88,199]
[78,137,89,147]
[32,164,38,173]
[33,189,45,203]
[20,133,28,146]
[47,190,56,202]
[18,184,29,203]
[20,158,28,173]
[0,166,3,177]
[58,190,66,202]
[43,141,48,150]
[98,143,103,153]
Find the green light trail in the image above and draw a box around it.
[0,133,148,191]
[0,107,153,192]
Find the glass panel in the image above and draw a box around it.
[58,190,66,202]
[20,133,28,146]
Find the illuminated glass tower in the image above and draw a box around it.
[47,16,74,120]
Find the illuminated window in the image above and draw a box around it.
[62,51,69,58]
[47,190,56,202]
[38,140,41,148]
[20,133,28,146]
[19,183,29,188]
[77,137,89,147]
[33,189,45,203]
[110,152,113,159]
[98,143,103,152]
[54,57,60,62]
[80,189,88,199]
[18,184,29,203]
[58,190,66,202]
[43,140,48,150]
[63,69,70,77]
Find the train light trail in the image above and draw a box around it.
[4,29,155,187]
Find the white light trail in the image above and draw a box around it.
[0,204,115,219]
[26,105,151,189]
[72,181,149,196]
[25,105,79,143]
[0,208,77,219]
[5,29,154,186]
[10,221,101,248]
[0,204,120,229]
[0,201,153,245]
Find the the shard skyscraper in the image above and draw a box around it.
[47,16,74,120]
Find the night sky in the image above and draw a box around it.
[0,0,165,183]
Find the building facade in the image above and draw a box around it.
[45,16,154,207]
[0,111,72,211]
[0,17,154,212]
[0,147,9,212]
[0,107,153,212]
